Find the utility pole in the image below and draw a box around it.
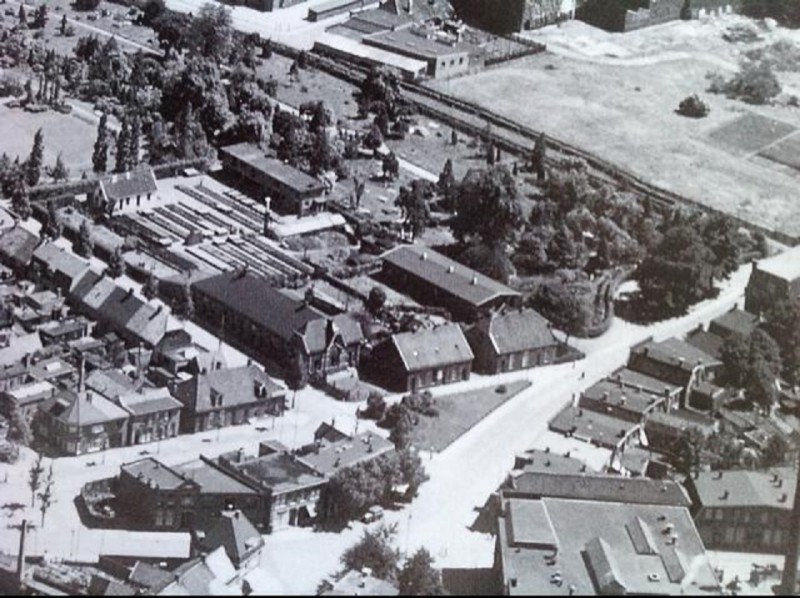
[780,449,800,595]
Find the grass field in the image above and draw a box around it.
[432,17,800,240]
[408,379,531,453]
[707,112,797,156]
[759,133,800,169]
[0,102,96,177]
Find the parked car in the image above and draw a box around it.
[361,505,384,524]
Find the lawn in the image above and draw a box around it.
[759,132,800,170]
[707,112,796,156]
[408,379,531,453]
[431,17,800,240]
[0,102,96,177]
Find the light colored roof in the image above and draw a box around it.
[219,143,324,195]
[121,457,194,491]
[125,303,168,347]
[314,33,428,75]
[632,337,721,371]
[755,245,800,282]
[382,244,519,308]
[391,323,473,372]
[295,314,363,355]
[173,459,258,496]
[269,213,345,238]
[41,390,129,426]
[507,498,557,549]
[692,467,796,510]
[298,431,394,476]
[4,380,55,406]
[0,331,42,368]
[99,168,157,203]
[117,388,183,416]
[33,242,90,282]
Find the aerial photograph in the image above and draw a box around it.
[0,0,799,595]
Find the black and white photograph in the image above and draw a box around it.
[0,0,798,595]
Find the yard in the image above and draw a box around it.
[408,379,532,453]
[432,16,800,240]
[0,101,97,176]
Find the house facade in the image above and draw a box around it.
[369,323,473,392]
[292,314,363,380]
[117,387,183,446]
[745,247,800,316]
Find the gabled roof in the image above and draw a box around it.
[199,510,264,566]
[124,302,168,347]
[684,329,725,361]
[86,368,137,400]
[128,561,173,591]
[121,457,196,491]
[97,287,146,333]
[382,245,519,308]
[631,337,721,372]
[41,390,129,427]
[295,314,363,354]
[193,271,324,343]
[0,226,39,268]
[117,387,183,416]
[78,276,118,313]
[709,308,759,338]
[32,242,90,284]
[473,308,559,355]
[99,168,157,203]
[390,323,473,372]
[220,143,324,195]
[173,364,284,414]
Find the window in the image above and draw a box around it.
[715,509,723,521]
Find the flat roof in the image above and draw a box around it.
[364,27,474,60]
[549,405,639,449]
[582,379,666,414]
[692,467,796,510]
[314,33,428,75]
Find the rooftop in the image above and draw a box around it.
[549,405,640,449]
[32,242,90,282]
[3,380,55,406]
[631,337,721,372]
[226,451,323,495]
[295,314,363,355]
[173,364,284,414]
[364,26,474,60]
[0,331,42,368]
[608,367,682,397]
[117,387,183,417]
[474,308,559,355]
[298,431,394,476]
[498,497,719,596]
[99,168,158,203]
[121,457,194,491]
[691,466,796,510]
[391,323,474,372]
[710,308,760,338]
[754,245,800,282]
[40,390,129,427]
[86,368,137,400]
[322,568,399,596]
[0,226,38,267]
[513,449,591,476]
[581,379,667,415]
[174,458,258,496]
[506,470,691,508]
[684,329,725,361]
[219,143,325,195]
[193,271,324,343]
[382,244,519,309]
[645,409,717,434]
[199,510,264,566]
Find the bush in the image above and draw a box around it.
[708,60,782,105]
[0,441,19,464]
[402,391,438,418]
[677,94,710,118]
[0,74,24,98]
[359,392,387,421]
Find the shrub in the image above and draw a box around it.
[677,94,710,118]
[708,60,782,105]
[0,74,25,98]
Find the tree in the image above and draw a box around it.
[399,548,445,596]
[130,117,142,167]
[44,201,62,240]
[75,221,95,258]
[174,282,195,320]
[437,159,456,205]
[141,0,166,26]
[532,132,547,182]
[38,464,54,527]
[452,165,523,247]
[32,5,48,29]
[25,128,44,186]
[385,403,414,450]
[722,60,782,105]
[18,5,27,29]
[673,427,706,476]
[50,154,69,182]
[185,3,234,62]
[7,402,32,447]
[107,248,125,279]
[75,0,101,10]
[285,349,308,391]
[92,113,109,174]
[28,453,44,508]
[341,525,401,581]
[10,176,32,221]
[115,118,132,173]
[397,180,431,240]
[761,435,788,468]
[143,271,159,301]
[765,297,800,384]
[363,123,384,151]
[677,94,710,118]
[721,329,782,409]
[366,286,387,315]
[382,152,400,182]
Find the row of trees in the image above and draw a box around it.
[339,525,445,595]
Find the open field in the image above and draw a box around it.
[408,379,531,453]
[432,16,800,240]
[0,101,96,176]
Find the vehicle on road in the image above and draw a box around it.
[361,505,384,524]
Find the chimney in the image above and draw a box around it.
[78,355,86,394]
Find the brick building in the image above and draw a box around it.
[745,246,800,316]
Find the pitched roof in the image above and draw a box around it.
[691,467,796,510]
[220,143,324,195]
[382,245,519,308]
[128,561,173,590]
[78,276,118,313]
[121,457,195,491]
[40,390,129,427]
[199,510,264,566]
[322,569,399,596]
[580,378,666,415]
[85,368,137,400]
[173,365,284,414]
[709,308,760,338]
[99,168,158,203]
[474,308,559,355]
[507,470,691,508]
[295,314,363,354]
[0,226,39,268]
[32,242,90,283]
[124,302,168,346]
[391,323,473,372]
[684,329,725,361]
[608,367,682,397]
[173,459,258,496]
[193,271,324,342]
[117,387,183,416]
[96,287,146,333]
[631,337,721,371]
[753,245,800,283]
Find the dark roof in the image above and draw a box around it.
[193,271,324,342]
[709,308,759,338]
[314,422,350,444]
[173,364,284,414]
[472,308,559,355]
[220,143,324,195]
[382,245,519,309]
[631,337,721,371]
[364,27,475,59]
[645,410,717,435]
[549,405,639,449]
[99,168,157,202]
[124,302,168,347]
[128,561,173,590]
[40,390,129,427]
[32,242,90,284]
[88,575,138,596]
[199,510,264,565]
[0,226,38,268]
[295,314,363,354]
[229,451,323,495]
[691,467,796,510]
[581,379,666,415]
[684,329,725,361]
[608,367,682,397]
[86,368,137,400]
[391,323,473,372]
[506,470,691,507]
